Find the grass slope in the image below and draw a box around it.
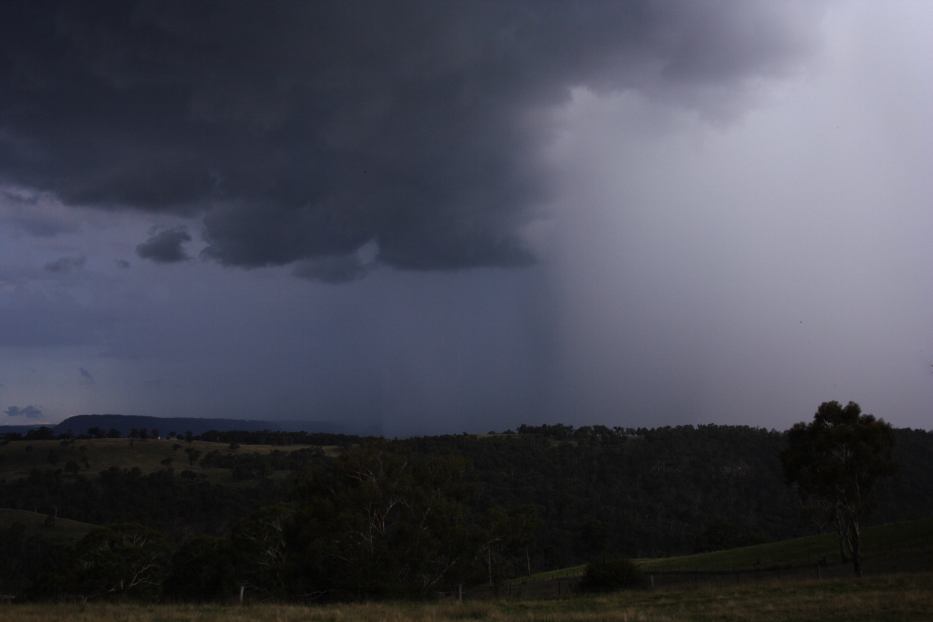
[0,508,97,543]
[0,438,320,484]
[1,573,930,621]
[639,517,933,574]
[525,516,933,582]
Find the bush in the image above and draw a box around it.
[578,557,645,592]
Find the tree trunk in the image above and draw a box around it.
[850,520,863,578]
[834,510,851,562]
[487,545,493,587]
[833,504,852,564]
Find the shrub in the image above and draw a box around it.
[578,557,645,592]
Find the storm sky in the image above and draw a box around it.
[1,1,931,435]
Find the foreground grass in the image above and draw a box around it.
[1,573,930,622]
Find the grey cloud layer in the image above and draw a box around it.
[0,1,816,279]
[0,289,113,347]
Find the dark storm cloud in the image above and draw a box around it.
[43,255,86,273]
[135,226,191,263]
[0,0,816,278]
[4,405,43,419]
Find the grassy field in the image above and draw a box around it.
[0,573,930,621]
[522,516,933,582]
[0,438,320,483]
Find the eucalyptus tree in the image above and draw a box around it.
[781,401,895,576]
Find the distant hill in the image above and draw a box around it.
[53,414,377,437]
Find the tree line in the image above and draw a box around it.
[0,418,930,601]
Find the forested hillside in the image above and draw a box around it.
[0,423,931,601]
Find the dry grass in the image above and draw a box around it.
[1,573,930,622]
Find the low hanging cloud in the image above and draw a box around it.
[292,240,379,284]
[1,188,81,238]
[4,405,43,419]
[293,254,373,285]
[0,1,820,280]
[79,367,96,386]
[136,227,191,263]
[44,255,86,274]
